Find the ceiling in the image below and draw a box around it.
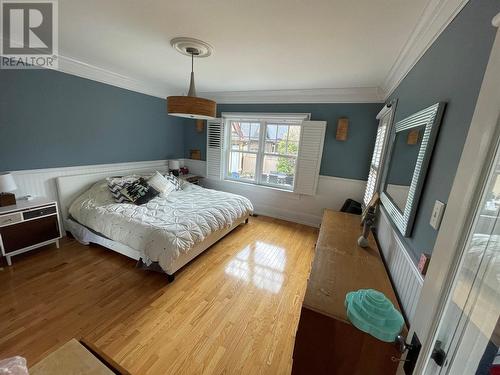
[58,0,430,98]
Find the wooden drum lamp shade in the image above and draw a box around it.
[167,38,217,120]
[167,96,216,120]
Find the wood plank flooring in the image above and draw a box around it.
[0,216,318,374]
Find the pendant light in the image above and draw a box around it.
[167,38,216,120]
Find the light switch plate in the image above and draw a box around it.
[430,200,446,230]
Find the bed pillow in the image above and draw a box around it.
[120,177,160,205]
[107,176,138,203]
[147,171,177,197]
[165,173,182,191]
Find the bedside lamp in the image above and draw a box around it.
[169,160,180,177]
[0,173,17,207]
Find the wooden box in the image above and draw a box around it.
[0,193,16,207]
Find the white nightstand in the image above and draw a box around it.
[179,174,202,185]
[0,198,62,265]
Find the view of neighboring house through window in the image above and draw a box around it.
[229,122,260,181]
[226,118,302,190]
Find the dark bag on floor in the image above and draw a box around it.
[340,199,362,215]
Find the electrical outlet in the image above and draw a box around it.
[430,200,446,230]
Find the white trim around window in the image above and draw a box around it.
[222,113,309,191]
[221,112,311,122]
[363,102,396,206]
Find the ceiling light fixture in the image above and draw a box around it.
[167,38,216,120]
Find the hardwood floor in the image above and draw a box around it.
[0,216,318,374]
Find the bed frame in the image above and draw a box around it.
[56,170,249,282]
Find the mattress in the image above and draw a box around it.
[69,179,253,271]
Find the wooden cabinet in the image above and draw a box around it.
[292,210,406,375]
[0,198,61,265]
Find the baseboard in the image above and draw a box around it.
[252,205,322,228]
[9,157,367,233]
[198,160,367,228]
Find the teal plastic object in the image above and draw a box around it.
[345,289,404,342]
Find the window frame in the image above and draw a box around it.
[227,121,261,182]
[222,113,310,191]
[363,102,396,207]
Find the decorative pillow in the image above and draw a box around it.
[107,176,138,203]
[147,171,177,197]
[120,178,160,205]
[165,173,181,191]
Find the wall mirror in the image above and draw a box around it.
[380,102,445,237]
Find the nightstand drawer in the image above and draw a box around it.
[0,212,23,227]
[23,205,57,220]
[0,215,60,252]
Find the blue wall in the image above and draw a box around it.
[1,0,497,266]
[386,128,423,186]
[184,103,382,180]
[387,0,500,262]
[183,119,207,161]
[0,69,185,171]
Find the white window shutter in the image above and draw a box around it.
[363,105,394,206]
[294,120,327,195]
[206,118,224,180]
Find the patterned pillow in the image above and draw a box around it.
[107,176,138,203]
[165,173,181,191]
[120,178,160,205]
[148,171,177,197]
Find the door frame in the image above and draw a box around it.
[403,12,500,374]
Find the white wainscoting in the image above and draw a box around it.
[11,160,171,201]
[184,159,367,227]
[182,159,207,178]
[10,159,171,232]
[376,208,424,324]
[9,158,366,230]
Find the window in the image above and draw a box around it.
[226,118,303,190]
[363,105,394,206]
[207,113,326,196]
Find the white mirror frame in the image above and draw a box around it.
[380,102,446,237]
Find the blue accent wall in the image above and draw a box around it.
[387,0,500,262]
[184,103,383,180]
[0,69,185,171]
[183,119,207,161]
[386,128,422,186]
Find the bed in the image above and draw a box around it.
[56,171,253,281]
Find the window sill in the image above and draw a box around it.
[221,178,299,196]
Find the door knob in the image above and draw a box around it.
[395,334,414,353]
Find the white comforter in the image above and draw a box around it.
[69,179,253,270]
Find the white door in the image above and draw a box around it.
[423,137,500,374]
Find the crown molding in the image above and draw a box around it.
[55,54,175,99]
[0,39,174,98]
[3,0,473,104]
[3,51,381,103]
[199,87,385,104]
[380,0,469,99]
